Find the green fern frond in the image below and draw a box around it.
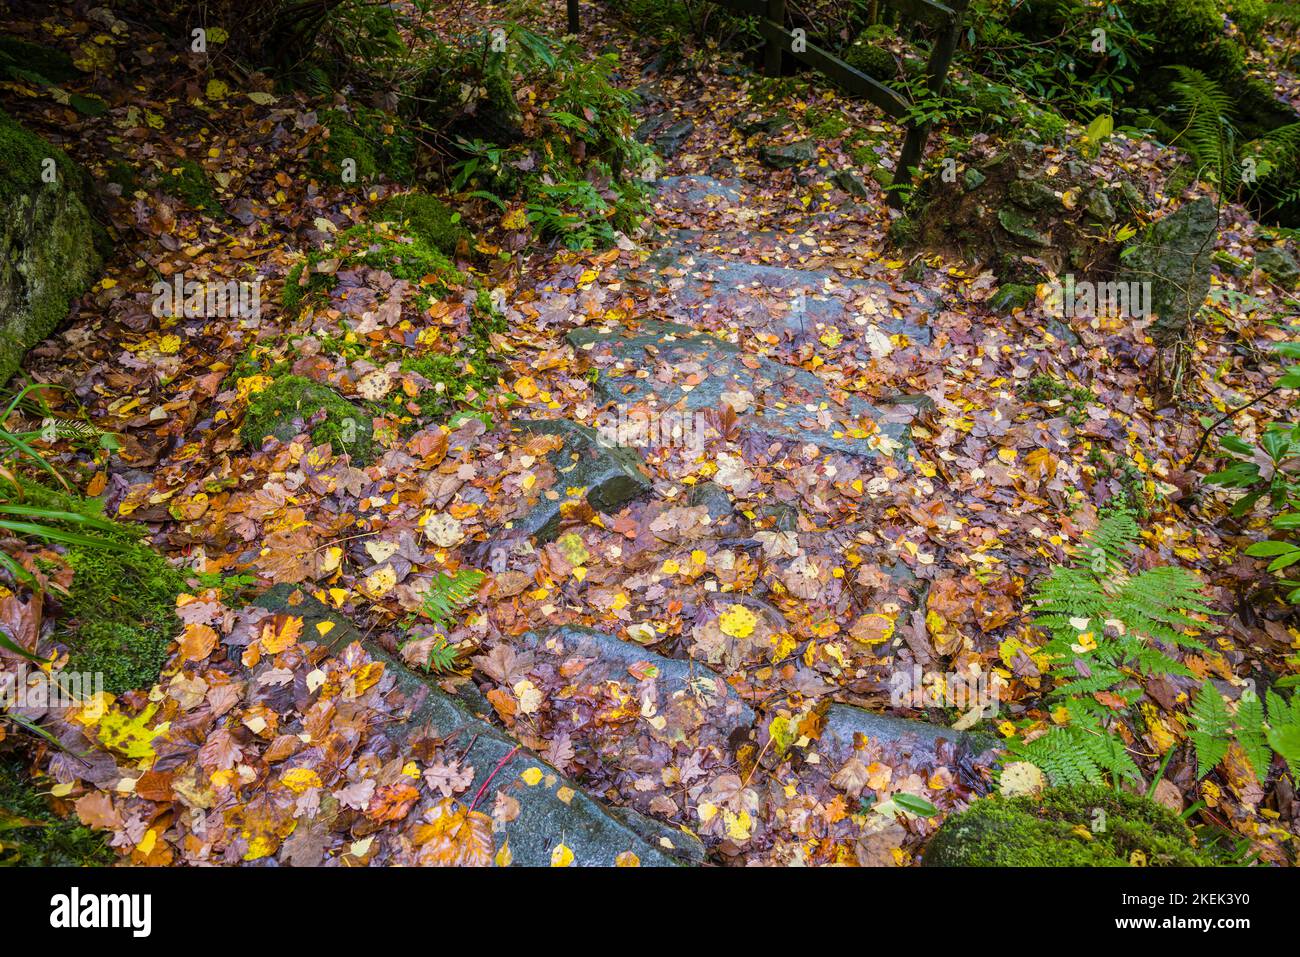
[1166,65,1236,185]
[1235,691,1272,783]
[1190,683,1232,777]
[420,568,486,631]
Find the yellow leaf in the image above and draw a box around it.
[205,78,229,100]
[97,703,168,761]
[719,604,757,639]
[281,768,322,793]
[521,767,543,786]
[550,843,574,866]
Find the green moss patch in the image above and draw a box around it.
[376,192,467,257]
[242,374,375,462]
[313,107,415,184]
[0,753,114,866]
[165,158,222,216]
[0,35,78,85]
[18,486,185,695]
[281,223,461,316]
[923,785,1211,866]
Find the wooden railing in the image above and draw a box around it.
[567,0,969,207]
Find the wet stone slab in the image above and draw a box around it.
[640,247,938,346]
[498,419,651,544]
[472,625,755,831]
[569,319,922,459]
[255,585,703,866]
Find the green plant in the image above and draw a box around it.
[420,569,485,631]
[241,375,375,462]
[0,754,113,866]
[1190,682,1300,781]
[376,193,467,256]
[404,568,485,673]
[1010,510,1212,785]
[1205,341,1300,601]
[438,28,651,251]
[923,784,1211,866]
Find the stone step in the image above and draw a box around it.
[568,319,923,459]
[494,419,651,545]
[634,246,937,351]
[472,625,756,830]
[255,585,703,866]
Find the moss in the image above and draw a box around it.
[807,109,851,141]
[282,224,461,318]
[242,374,375,462]
[924,785,1211,866]
[0,110,104,386]
[18,486,184,694]
[844,24,901,82]
[397,290,503,424]
[0,753,114,866]
[0,108,82,206]
[313,107,415,184]
[166,159,222,216]
[376,193,467,257]
[0,35,78,85]
[60,534,185,695]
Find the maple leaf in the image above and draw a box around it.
[413,799,494,866]
[423,760,475,798]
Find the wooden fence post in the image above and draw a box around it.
[763,0,787,76]
[886,0,969,209]
[567,0,579,34]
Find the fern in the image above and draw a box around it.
[1011,510,1212,786]
[1189,683,1232,775]
[420,568,485,632]
[1166,66,1236,186]
[1189,683,1300,782]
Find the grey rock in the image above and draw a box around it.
[655,119,696,158]
[996,206,1051,246]
[817,702,999,766]
[760,139,817,169]
[1008,179,1058,211]
[642,246,938,342]
[687,480,734,521]
[1256,245,1300,288]
[569,319,923,459]
[253,585,701,866]
[831,169,870,199]
[507,419,650,543]
[1118,197,1217,345]
[1085,189,1115,223]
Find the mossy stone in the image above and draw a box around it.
[313,108,415,184]
[242,375,375,462]
[0,35,78,85]
[923,785,1211,866]
[0,109,105,385]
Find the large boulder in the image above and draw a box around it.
[0,109,105,385]
[1117,197,1217,346]
[897,140,1143,298]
